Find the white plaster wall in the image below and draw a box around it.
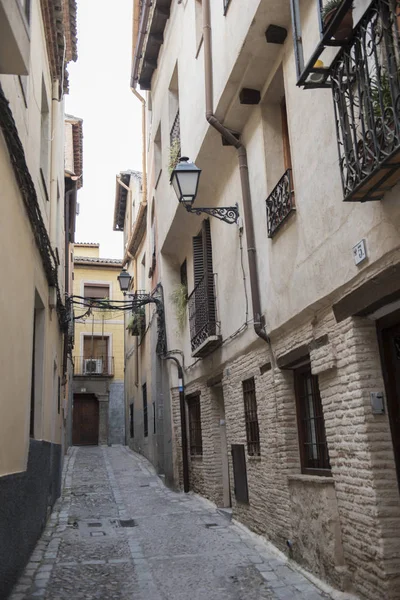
[144,0,400,377]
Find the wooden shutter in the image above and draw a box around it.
[202,219,214,274]
[281,99,292,171]
[202,220,216,332]
[193,233,204,287]
[84,336,108,359]
[83,285,109,299]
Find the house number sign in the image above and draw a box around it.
[353,239,367,266]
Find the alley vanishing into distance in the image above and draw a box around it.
[10,446,334,600]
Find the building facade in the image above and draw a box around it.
[0,0,79,595]
[72,243,125,446]
[114,169,174,485]
[131,0,400,599]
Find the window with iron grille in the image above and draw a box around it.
[243,378,260,456]
[188,395,203,456]
[294,366,331,475]
[143,383,148,438]
[129,403,134,438]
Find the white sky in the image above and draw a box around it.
[65,0,142,259]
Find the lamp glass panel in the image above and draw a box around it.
[171,174,181,200]
[118,273,131,291]
[176,171,198,197]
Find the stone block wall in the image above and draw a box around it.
[108,381,125,445]
[170,313,400,600]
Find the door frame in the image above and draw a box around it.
[376,309,400,489]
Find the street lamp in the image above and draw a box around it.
[170,156,239,225]
[170,156,201,207]
[117,269,132,293]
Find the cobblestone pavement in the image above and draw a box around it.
[10,446,345,600]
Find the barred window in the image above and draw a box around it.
[143,384,148,438]
[294,367,331,475]
[188,395,203,456]
[129,403,134,438]
[243,378,260,456]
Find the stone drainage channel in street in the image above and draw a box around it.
[9,446,357,600]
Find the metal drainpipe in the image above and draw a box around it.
[163,355,189,493]
[203,0,269,344]
[131,0,152,89]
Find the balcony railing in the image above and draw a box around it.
[265,169,295,238]
[332,0,400,202]
[188,272,221,358]
[170,109,181,148]
[73,356,114,377]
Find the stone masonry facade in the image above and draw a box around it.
[171,311,400,600]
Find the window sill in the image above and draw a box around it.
[190,454,203,461]
[247,455,261,462]
[287,474,333,485]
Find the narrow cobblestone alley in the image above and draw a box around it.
[10,447,346,600]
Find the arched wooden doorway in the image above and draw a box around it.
[72,394,99,445]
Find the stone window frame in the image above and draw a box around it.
[242,377,261,457]
[187,394,203,456]
[294,365,331,476]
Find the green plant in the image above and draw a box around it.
[170,283,188,333]
[168,138,181,175]
[370,70,396,117]
[321,0,351,21]
[126,308,146,336]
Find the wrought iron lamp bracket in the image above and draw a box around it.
[185,203,239,225]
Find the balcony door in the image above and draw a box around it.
[83,336,109,375]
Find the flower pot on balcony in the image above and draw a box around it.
[323,5,353,41]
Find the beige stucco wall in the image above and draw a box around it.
[0,0,67,476]
[74,244,100,258]
[72,260,125,382]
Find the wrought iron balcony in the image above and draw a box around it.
[188,272,221,358]
[73,356,114,377]
[170,109,181,148]
[265,169,295,238]
[331,0,400,201]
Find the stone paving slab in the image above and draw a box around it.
[9,446,353,600]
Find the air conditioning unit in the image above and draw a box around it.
[84,359,103,375]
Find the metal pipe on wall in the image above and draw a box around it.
[202,0,269,345]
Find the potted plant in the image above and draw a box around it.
[170,283,188,333]
[321,0,353,41]
[126,308,146,336]
[168,138,181,175]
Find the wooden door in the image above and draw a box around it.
[380,322,400,487]
[72,394,99,445]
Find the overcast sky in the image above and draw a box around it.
[65,0,142,259]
